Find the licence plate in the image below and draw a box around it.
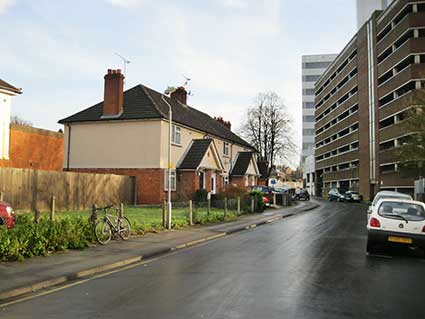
[388,236,412,244]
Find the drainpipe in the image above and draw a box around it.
[66,124,71,171]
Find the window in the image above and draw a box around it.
[164,170,176,191]
[172,125,181,144]
[303,129,315,136]
[303,102,315,109]
[223,142,230,156]
[199,171,205,189]
[303,62,332,69]
[303,88,315,96]
[303,116,315,122]
[303,75,321,82]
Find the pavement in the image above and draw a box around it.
[3,199,425,318]
[0,199,319,302]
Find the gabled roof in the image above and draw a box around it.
[179,139,224,171]
[59,84,253,149]
[230,151,259,176]
[0,78,22,94]
[257,161,269,180]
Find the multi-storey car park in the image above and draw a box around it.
[314,0,425,200]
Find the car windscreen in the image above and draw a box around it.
[378,202,425,221]
[373,195,411,206]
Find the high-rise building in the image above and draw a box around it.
[302,54,337,194]
[357,0,391,28]
[314,0,425,200]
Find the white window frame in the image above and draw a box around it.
[223,142,230,156]
[172,125,181,145]
[164,170,177,191]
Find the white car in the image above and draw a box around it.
[366,198,425,254]
[367,191,412,220]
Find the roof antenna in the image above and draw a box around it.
[182,74,194,96]
[115,52,131,82]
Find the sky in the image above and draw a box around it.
[0,0,356,165]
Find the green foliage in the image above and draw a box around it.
[0,215,95,262]
[215,185,247,200]
[249,190,265,213]
[395,91,425,178]
[193,189,209,202]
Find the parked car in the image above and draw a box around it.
[366,198,425,254]
[344,191,362,202]
[0,201,16,229]
[367,191,412,220]
[295,189,310,201]
[249,186,272,207]
[328,188,347,202]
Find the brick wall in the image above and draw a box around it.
[68,168,164,204]
[0,124,64,171]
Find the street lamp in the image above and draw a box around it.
[162,87,177,230]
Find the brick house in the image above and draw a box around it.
[0,78,63,171]
[59,69,258,204]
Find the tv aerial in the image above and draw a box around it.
[181,74,194,96]
[115,52,131,79]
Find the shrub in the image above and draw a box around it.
[0,215,95,262]
[193,189,209,202]
[249,190,265,213]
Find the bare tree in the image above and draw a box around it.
[10,115,32,126]
[240,91,297,176]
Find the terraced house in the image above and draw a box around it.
[315,0,425,200]
[59,70,259,204]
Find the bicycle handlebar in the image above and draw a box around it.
[95,204,114,211]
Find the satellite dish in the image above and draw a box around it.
[164,86,177,95]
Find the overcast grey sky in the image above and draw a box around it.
[0,0,356,163]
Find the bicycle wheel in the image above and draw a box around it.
[94,219,112,245]
[118,217,131,240]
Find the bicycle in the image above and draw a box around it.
[94,205,131,245]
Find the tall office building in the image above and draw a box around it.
[357,0,391,28]
[315,0,425,200]
[302,54,337,194]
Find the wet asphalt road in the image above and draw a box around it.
[2,200,425,319]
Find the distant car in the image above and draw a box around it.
[0,201,16,229]
[263,196,270,207]
[271,187,288,194]
[328,188,347,202]
[367,198,425,255]
[345,191,362,202]
[295,189,310,201]
[367,191,412,220]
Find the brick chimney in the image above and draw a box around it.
[170,86,187,105]
[103,69,124,117]
[214,116,232,130]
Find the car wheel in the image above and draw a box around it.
[366,238,376,255]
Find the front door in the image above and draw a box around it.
[211,173,216,194]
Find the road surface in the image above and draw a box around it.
[2,200,425,318]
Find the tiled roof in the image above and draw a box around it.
[179,139,213,170]
[231,151,255,176]
[257,161,269,180]
[0,79,22,94]
[59,84,253,148]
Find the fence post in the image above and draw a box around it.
[50,196,56,221]
[224,197,228,218]
[89,204,97,224]
[273,193,276,206]
[119,202,124,218]
[251,196,255,213]
[34,210,40,224]
[189,200,193,226]
[162,201,167,228]
[207,197,211,216]
[0,192,3,202]
[237,196,241,214]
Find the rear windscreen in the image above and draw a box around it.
[378,202,425,221]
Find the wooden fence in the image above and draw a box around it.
[0,167,135,212]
